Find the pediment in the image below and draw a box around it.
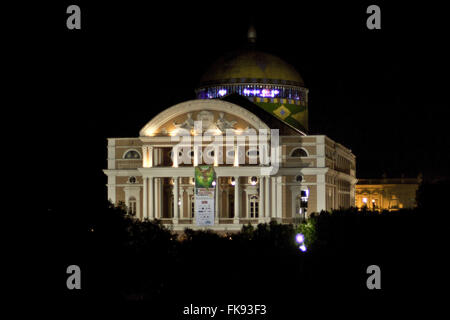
[140,100,270,137]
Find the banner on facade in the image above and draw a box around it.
[194,165,216,226]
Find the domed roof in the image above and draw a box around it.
[199,49,304,87]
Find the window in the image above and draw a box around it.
[124,150,141,159]
[204,148,219,164]
[250,176,258,185]
[227,150,235,158]
[169,150,184,159]
[128,197,137,214]
[295,175,303,183]
[290,148,308,158]
[129,176,136,184]
[246,149,259,164]
[188,149,203,160]
[246,149,259,157]
[249,195,259,218]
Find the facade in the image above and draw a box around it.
[103,36,357,231]
[355,178,420,211]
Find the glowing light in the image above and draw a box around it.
[212,181,216,187]
[243,88,260,96]
[372,199,375,203]
[295,233,305,244]
[231,177,236,186]
[362,197,368,204]
[243,88,280,98]
[145,129,156,136]
[218,89,227,96]
[299,244,307,252]
[251,181,256,186]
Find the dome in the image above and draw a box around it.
[199,49,304,87]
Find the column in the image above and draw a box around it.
[173,177,179,224]
[317,174,326,212]
[143,177,148,219]
[276,176,283,219]
[215,179,220,224]
[173,145,179,168]
[265,176,270,221]
[225,190,229,218]
[149,177,154,219]
[234,176,240,224]
[142,146,148,168]
[243,189,249,218]
[159,178,163,218]
[180,188,185,219]
[149,146,153,167]
[193,145,199,166]
[155,178,161,218]
[153,147,157,166]
[155,148,162,167]
[271,176,277,218]
[259,176,265,222]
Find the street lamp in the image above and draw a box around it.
[295,233,307,252]
[295,233,305,244]
[299,190,308,221]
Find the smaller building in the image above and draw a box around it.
[355,177,420,211]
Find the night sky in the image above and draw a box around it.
[12,1,449,209]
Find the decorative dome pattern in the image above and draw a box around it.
[198,49,304,87]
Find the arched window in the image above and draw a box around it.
[290,148,308,158]
[123,150,141,159]
[129,176,136,184]
[249,195,259,218]
[295,175,303,183]
[128,196,137,214]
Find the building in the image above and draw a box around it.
[355,177,420,211]
[103,29,357,231]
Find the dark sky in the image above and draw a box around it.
[11,1,449,208]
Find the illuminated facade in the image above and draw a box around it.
[355,178,420,211]
[103,29,356,231]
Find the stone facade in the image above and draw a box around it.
[104,99,357,231]
[355,178,420,211]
